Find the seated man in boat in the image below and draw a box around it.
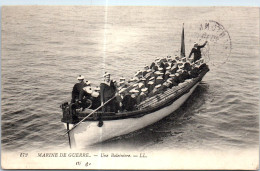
[90,86,101,110]
[155,75,163,85]
[100,72,117,112]
[142,65,150,77]
[118,76,128,88]
[122,89,138,111]
[147,78,155,93]
[148,84,162,98]
[136,87,148,104]
[188,41,208,63]
[79,83,93,109]
[71,75,86,103]
[116,87,127,112]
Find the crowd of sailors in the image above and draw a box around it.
[71,47,208,113]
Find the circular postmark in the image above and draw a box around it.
[192,20,232,66]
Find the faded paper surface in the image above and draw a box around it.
[1,6,259,169]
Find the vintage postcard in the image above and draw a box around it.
[1,5,259,170]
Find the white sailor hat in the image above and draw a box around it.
[169,74,175,77]
[166,79,172,84]
[91,91,99,98]
[166,66,171,70]
[177,61,183,66]
[83,86,93,94]
[154,71,161,75]
[175,73,180,76]
[103,72,110,77]
[157,76,163,80]
[155,84,161,89]
[179,65,184,69]
[77,75,84,80]
[158,67,163,71]
[148,81,154,85]
[194,42,198,46]
[141,87,148,92]
[129,77,135,82]
[138,82,145,88]
[141,77,146,81]
[119,77,125,81]
[155,57,160,61]
[149,77,155,80]
[85,80,91,85]
[165,71,171,75]
[177,69,183,73]
[147,69,152,72]
[133,83,138,87]
[130,88,139,93]
[144,64,149,68]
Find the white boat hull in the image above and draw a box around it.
[65,82,200,148]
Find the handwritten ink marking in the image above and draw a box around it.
[85,162,91,167]
[195,20,232,66]
[76,161,81,166]
[20,153,28,157]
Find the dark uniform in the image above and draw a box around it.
[188,42,207,62]
[100,81,116,112]
[90,95,101,110]
[122,95,137,111]
[71,82,86,103]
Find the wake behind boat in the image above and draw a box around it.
[60,25,209,148]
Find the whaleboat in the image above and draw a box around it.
[60,25,209,148]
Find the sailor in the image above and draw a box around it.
[170,63,178,74]
[80,85,93,109]
[190,63,200,78]
[164,70,171,81]
[150,61,158,71]
[148,84,162,97]
[188,41,208,63]
[116,87,127,112]
[169,74,179,86]
[160,79,173,91]
[174,55,181,62]
[71,75,86,103]
[155,75,163,85]
[134,70,143,80]
[80,81,92,101]
[136,87,148,104]
[119,76,128,88]
[147,78,155,93]
[142,65,150,77]
[122,89,138,111]
[89,86,101,109]
[100,72,117,112]
[184,61,192,71]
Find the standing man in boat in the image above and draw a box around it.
[188,41,208,63]
[100,72,117,112]
[71,75,86,103]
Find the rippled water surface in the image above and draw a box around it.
[1,6,259,151]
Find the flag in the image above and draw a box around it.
[180,23,185,57]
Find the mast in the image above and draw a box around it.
[180,23,185,57]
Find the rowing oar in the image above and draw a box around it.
[66,123,72,148]
[63,80,139,136]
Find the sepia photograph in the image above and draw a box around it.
[1,3,259,170]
